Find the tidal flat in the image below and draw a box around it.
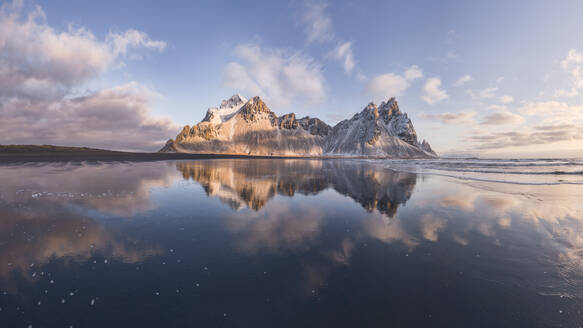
[0,159,581,327]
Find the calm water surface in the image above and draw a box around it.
[0,159,582,327]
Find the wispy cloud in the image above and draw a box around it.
[404,65,423,81]
[329,41,355,74]
[519,101,583,124]
[470,87,498,100]
[554,49,583,97]
[223,43,326,107]
[419,111,476,125]
[300,1,362,78]
[365,65,423,102]
[481,111,524,125]
[453,75,473,87]
[468,124,583,150]
[422,77,448,104]
[301,0,333,43]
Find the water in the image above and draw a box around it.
[0,158,582,327]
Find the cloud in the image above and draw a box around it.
[223,43,326,107]
[329,41,355,74]
[404,65,423,81]
[365,65,422,101]
[301,0,333,43]
[419,111,476,124]
[0,1,165,101]
[468,124,583,150]
[560,49,583,69]
[106,29,166,57]
[422,77,448,104]
[0,1,175,151]
[366,74,408,99]
[300,1,363,77]
[471,87,498,99]
[454,75,472,87]
[481,111,524,125]
[519,101,583,124]
[554,49,583,97]
[0,82,178,151]
[499,95,514,104]
[488,104,507,111]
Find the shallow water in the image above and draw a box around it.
[0,159,582,327]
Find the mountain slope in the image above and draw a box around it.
[161,95,437,158]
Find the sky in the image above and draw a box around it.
[1,0,583,157]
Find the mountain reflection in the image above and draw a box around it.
[176,159,417,217]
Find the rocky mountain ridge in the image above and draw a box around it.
[161,95,437,158]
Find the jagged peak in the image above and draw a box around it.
[365,102,377,109]
[163,94,437,158]
[350,102,379,121]
[239,96,275,122]
[242,96,269,110]
[220,94,247,109]
[379,97,400,115]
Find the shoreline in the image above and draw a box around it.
[0,145,436,163]
[0,150,434,163]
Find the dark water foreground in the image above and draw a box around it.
[0,159,581,327]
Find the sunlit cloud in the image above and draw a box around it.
[454,74,473,87]
[554,49,583,97]
[223,43,326,107]
[419,111,476,125]
[366,65,423,102]
[329,41,355,74]
[0,1,176,151]
[422,77,448,104]
[481,111,524,125]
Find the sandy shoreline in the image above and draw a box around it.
[0,151,310,163]
[0,145,433,163]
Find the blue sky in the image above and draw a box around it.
[2,0,583,156]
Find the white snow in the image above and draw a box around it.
[206,94,248,124]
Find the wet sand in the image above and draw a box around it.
[0,145,407,162]
[0,145,298,163]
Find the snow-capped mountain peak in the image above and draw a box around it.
[202,94,248,124]
[163,95,437,158]
[219,94,247,109]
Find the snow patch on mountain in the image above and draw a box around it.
[162,95,437,158]
[202,94,248,124]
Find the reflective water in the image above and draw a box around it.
[0,159,582,327]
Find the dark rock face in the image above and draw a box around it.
[420,140,436,155]
[278,113,299,130]
[378,98,417,146]
[298,117,331,137]
[159,139,177,152]
[239,96,277,124]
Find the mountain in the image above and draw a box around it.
[161,95,437,158]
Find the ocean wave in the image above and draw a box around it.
[429,168,583,175]
[386,169,583,186]
[376,158,583,185]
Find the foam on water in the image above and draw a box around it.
[377,158,583,185]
